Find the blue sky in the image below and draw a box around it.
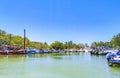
[0,0,120,45]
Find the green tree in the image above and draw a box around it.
[96,41,105,46]
[12,36,24,47]
[50,41,64,50]
[43,42,49,48]
[104,42,112,47]
[0,29,6,36]
[110,33,120,49]
[91,42,97,49]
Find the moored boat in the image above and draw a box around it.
[0,45,26,55]
[27,49,40,54]
[106,50,120,66]
[0,29,26,55]
[0,50,26,55]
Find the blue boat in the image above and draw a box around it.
[27,49,40,54]
[106,50,120,66]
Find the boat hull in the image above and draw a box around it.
[0,50,26,55]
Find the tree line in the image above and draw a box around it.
[0,29,87,50]
[1,29,120,50]
[91,33,120,49]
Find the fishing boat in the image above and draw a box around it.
[0,29,26,55]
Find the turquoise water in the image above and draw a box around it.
[0,53,120,78]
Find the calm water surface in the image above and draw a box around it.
[0,53,120,78]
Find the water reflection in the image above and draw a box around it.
[109,66,120,78]
[0,53,119,78]
[0,55,27,63]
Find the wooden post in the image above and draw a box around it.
[9,34,12,45]
[24,29,26,50]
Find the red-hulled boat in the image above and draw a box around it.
[0,29,26,55]
[0,48,26,55]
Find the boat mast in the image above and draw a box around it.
[9,34,12,46]
[24,29,26,50]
